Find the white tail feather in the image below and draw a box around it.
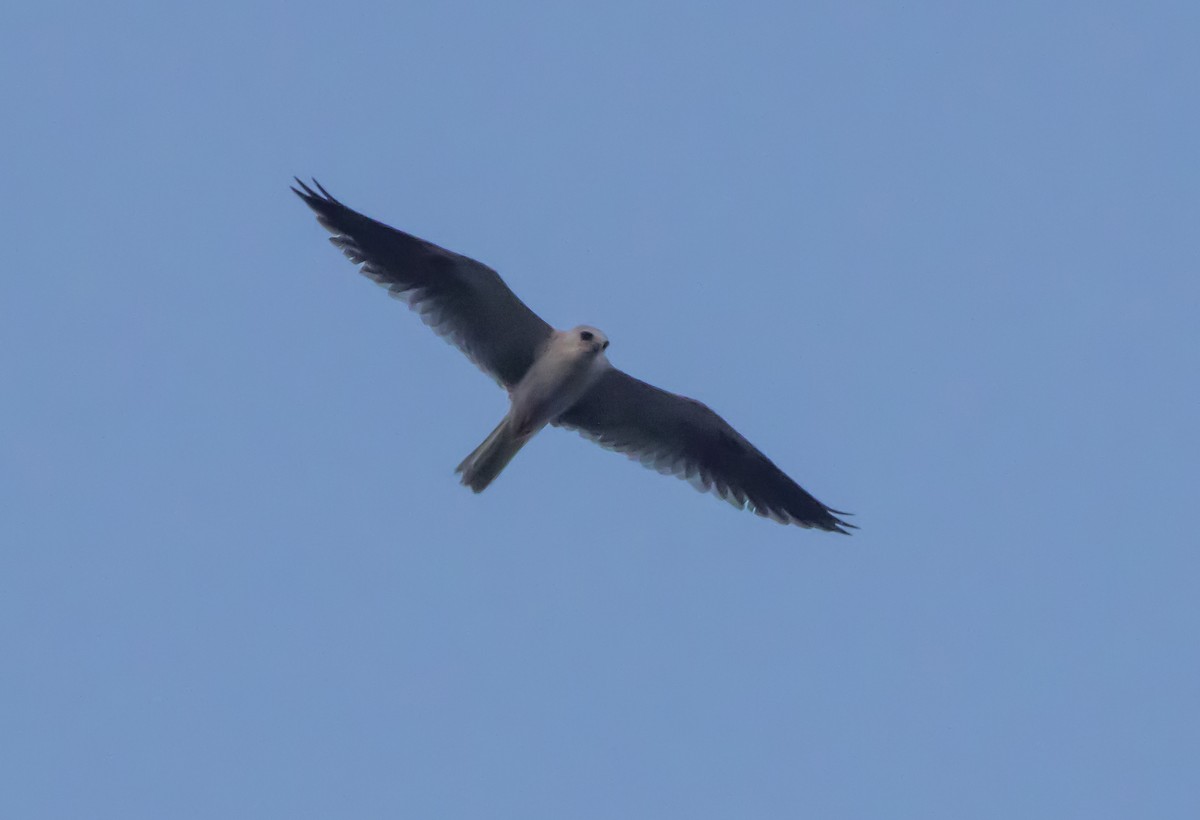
[455,414,531,493]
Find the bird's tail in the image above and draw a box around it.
[455,414,531,493]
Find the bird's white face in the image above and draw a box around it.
[571,325,610,357]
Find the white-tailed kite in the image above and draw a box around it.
[293,179,854,533]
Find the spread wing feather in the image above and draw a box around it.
[293,179,553,388]
[557,369,854,532]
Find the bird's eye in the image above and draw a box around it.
[580,331,594,341]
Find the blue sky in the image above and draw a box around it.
[3,1,1198,817]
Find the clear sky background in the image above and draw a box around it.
[3,1,1198,817]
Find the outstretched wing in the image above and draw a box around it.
[556,369,855,533]
[293,179,554,388]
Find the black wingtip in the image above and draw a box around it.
[292,177,314,199]
[829,510,858,534]
[816,503,856,535]
[291,177,339,205]
[312,178,338,202]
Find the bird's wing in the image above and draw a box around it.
[556,369,854,532]
[293,179,554,388]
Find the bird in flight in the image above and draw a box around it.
[293,179,854,533]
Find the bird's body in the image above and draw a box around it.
[507,327,611,439]
[458,326,610,492]
[293,179,854,533]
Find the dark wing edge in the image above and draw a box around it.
[556,369,856,534]
[291,178,554,388]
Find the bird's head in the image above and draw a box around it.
[571,325,610,357]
